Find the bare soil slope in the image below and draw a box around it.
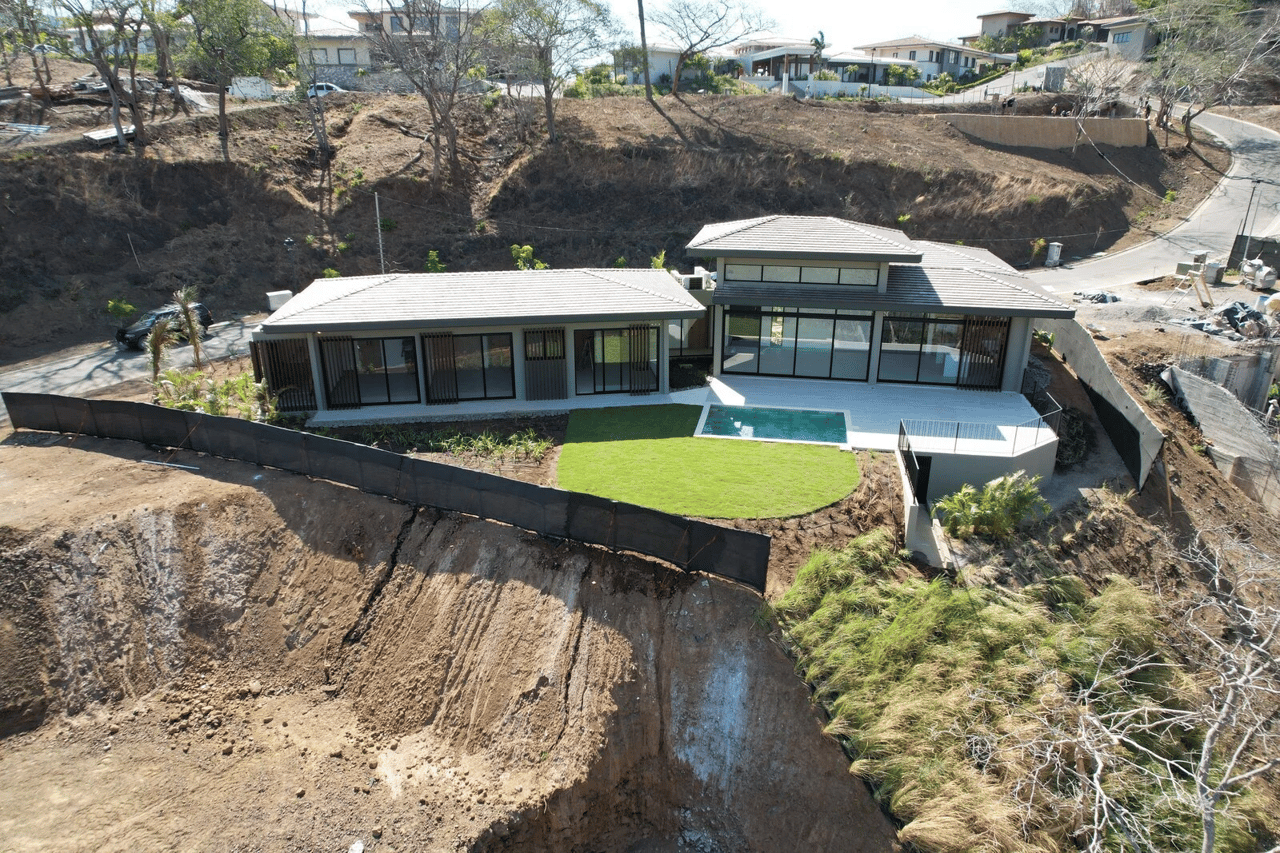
[0,435,896,852]
[0,59,1225,364]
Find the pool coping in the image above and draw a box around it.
[694,402,854,450]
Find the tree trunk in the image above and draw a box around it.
[637,0,653,103]
[671,56,684,96]
[542,74,556,142]
[218,87,230,162]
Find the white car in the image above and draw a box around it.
[306,82,345,98]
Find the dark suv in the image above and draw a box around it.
[116,303,213,349]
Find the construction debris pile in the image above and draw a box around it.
[1172,300,1280,341]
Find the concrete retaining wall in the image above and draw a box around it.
[1041,318,1164,489]
[946,114,1148,149]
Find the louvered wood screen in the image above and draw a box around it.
[628,324,656,395]
[421,333,458,404]
[318,336,360,409]
[957,316,1010,390]
[523,328,567,401]
[250,338,316,412]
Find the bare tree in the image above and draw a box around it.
[59,0,151,147]
[1144,0,1280,145]
[1063,52,1135,153]
[485,0,616,142]
[356,0,491,182]
[978,534,1280,853]
[647,0,770,95]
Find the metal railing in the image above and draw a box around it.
[899,392,1062,459]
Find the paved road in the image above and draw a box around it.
[1028,111,1280,293]
[0,316,260,428]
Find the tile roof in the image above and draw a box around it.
[712,267,1074,318]
[260,268,706,334]
[705,231,1073,318]
[686,215,922,262]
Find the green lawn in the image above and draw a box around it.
[557,404,861,518]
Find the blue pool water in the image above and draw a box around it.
[699,404,848,445]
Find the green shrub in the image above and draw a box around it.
[931,471,1050,541]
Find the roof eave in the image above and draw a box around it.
[710,291,1075,318]
[260,307,707,335]
[686,247,924,264]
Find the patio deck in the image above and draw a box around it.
[308,375,1049,456]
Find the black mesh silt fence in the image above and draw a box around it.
[4,393,770,593]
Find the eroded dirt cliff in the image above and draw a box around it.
[0,434,895,852]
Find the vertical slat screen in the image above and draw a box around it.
[422,333,458,404]
[958,316,1010,390]
[629,324,656,395]
[319,336,360,409]
[524,328,567,401]
[250,338,316,412]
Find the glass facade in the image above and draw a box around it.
[877,313,966,385]
[722,307,872,381]
[321,336,419,408]
[574,326,659,394]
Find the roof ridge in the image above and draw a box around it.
[690,215,778,246]
[969,267,1069,309]
[584,268,690,308]
[832,217,915,253]
[275,274,400,320]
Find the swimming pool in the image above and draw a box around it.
[697,404,849,445]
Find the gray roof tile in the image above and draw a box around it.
[261,268,706,334]
[686,215,922,262]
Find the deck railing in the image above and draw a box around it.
[899,393,1062,459]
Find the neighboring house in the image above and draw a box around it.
[962,10,1083,47]
[1083,14,1157,60]
[303,27,372,72]
[613,42,693,85]
[974,9,1035,40]
[684,215,1073,393]
[853,36,1004,82]
[249,269,707,415]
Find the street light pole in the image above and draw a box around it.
[1240,179,1261,262]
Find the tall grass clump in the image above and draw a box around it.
[774,530,1257,853]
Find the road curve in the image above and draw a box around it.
[0,316,260,427]
[1029,112,1280,292]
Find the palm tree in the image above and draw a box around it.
[172,285,204,371]
[145,317,179,390]
[810,30,827,76]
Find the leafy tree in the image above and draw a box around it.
[423,250,447,272]
[648,0,771,95]
[181,0,294,162]
[1,0,62,89]
[485,0,616,142]
[511,243,548,269]
[809,29,825,74]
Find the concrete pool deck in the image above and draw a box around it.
[309,374,1049,456]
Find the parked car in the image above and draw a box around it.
[116,303,213,350]
[306,82,345,98]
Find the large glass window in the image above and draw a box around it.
[878,314,967,385]
[722,307,871,381]
[321,336,419,408]
[831,317,871,380]
[426,333,514,402]
[574,326,658,394]
[723,313,761,374]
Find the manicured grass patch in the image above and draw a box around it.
[557,404,859,518]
